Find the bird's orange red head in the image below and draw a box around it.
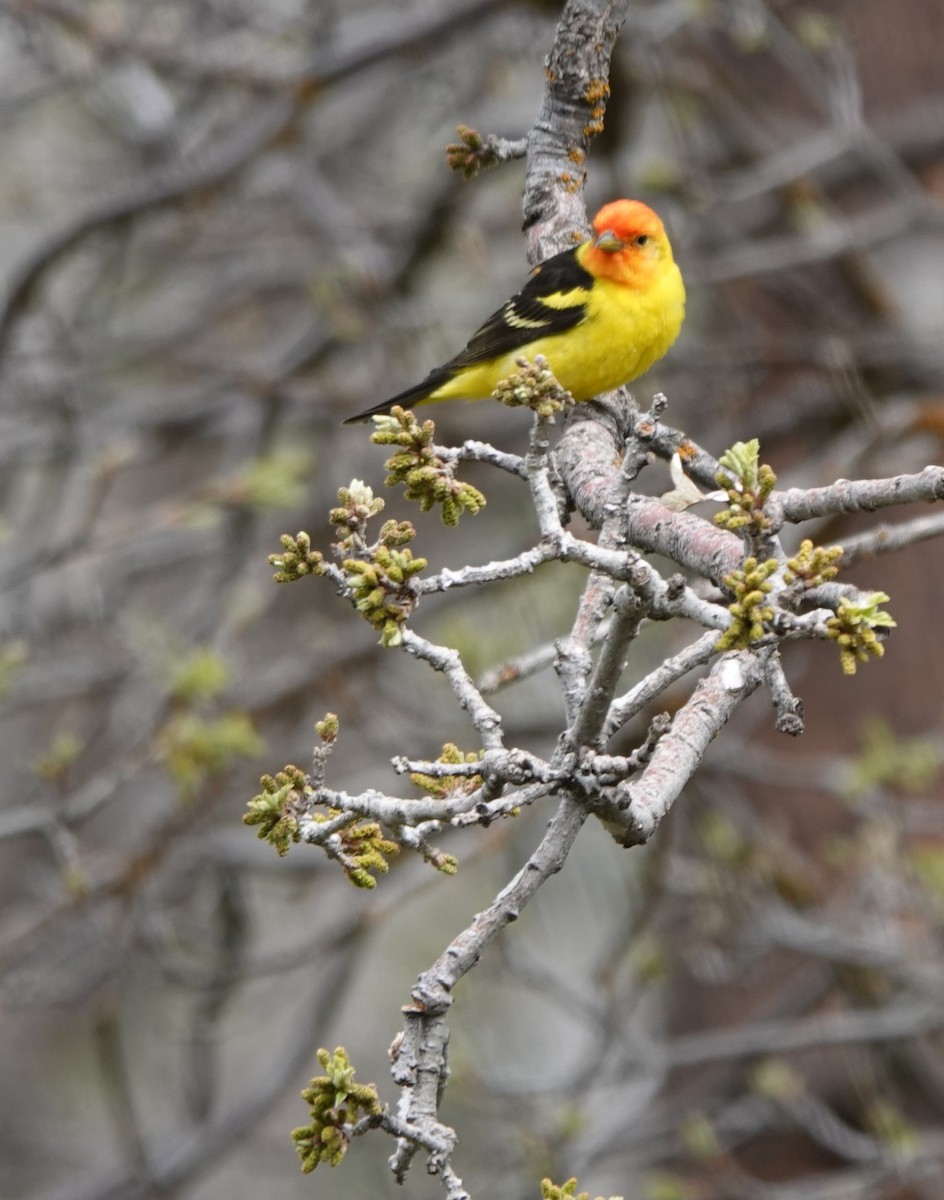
[583,199,674,287]
[592,199,666,249]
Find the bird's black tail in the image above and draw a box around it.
[342,369,452,424]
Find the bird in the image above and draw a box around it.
[343,199,685,425]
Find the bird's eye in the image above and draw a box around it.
[634,234,649,247]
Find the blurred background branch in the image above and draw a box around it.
[2,1,944,1198]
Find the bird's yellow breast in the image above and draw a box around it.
[428,259,685,404]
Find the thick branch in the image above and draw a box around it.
[775,466,944,524]
[603,630,719,739]
[388,795,589,1179]
[556,400,746,580]
[523,0,632,260]
[608,652,765,845]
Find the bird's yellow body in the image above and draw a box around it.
[346,199,685,423]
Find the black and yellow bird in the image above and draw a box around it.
[344,198,685,424]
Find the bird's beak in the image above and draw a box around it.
[593,229,624,253]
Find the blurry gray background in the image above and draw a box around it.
[2,2,944,1198]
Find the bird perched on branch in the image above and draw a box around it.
[344,199,685,424]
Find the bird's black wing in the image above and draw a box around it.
[344,247,591,423]
[443,246,592,370]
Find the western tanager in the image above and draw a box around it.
[344,199,685,424]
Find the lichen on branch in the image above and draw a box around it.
[715,556,778,651]
[826,592,896,674]
[445,124,527,178]
[493,355,574,420]
[371,406,487,526]
[268,530,325,583]
[715,438,777,538]
[292,1047,382,1172]
[242,764,307,856]
[410,743,484,799]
